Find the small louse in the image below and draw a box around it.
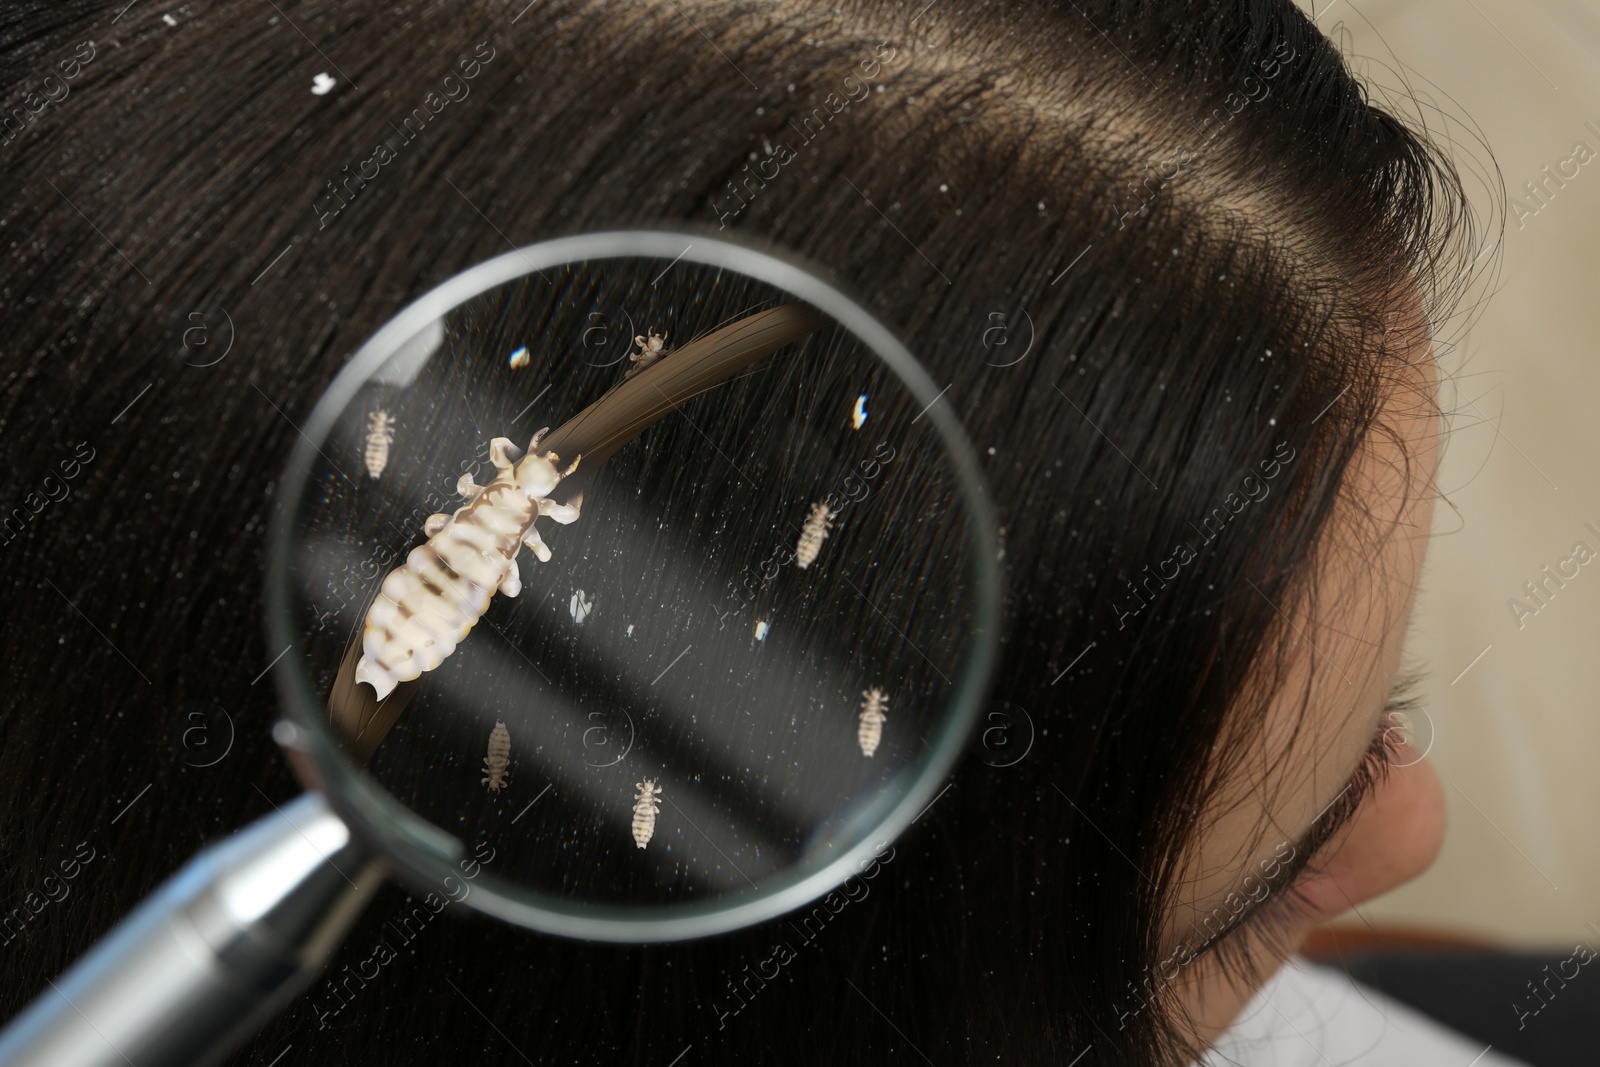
[364,410,396,479]
[508,346,531,369]
[631,778,662,849]
[625,331,668,379]
[356,430,583,699]
[795,502,835,570]
[482,720,511,792]
[858,688,887,757]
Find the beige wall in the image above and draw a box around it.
[1294,0,1600,947]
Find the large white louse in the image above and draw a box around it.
[858,688,888,757]
[355,429,583,700]
[364,410,396,479]
[482,720,511,792]
[624,330,668,380]
[631,778,662,849]
[794,501,835,570]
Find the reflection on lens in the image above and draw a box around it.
[271,234,997,938]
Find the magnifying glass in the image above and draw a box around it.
[0,229,999,1066]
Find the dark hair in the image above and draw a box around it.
[0,1,1481,1063]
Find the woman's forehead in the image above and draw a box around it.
[1174,333,1441,915]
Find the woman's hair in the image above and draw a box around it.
[0,1,1482,1063]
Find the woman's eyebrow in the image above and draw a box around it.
[1177,688,1402,956]
[1294,677,1414,851]
[1265,671,1414,879]
[1291,723,1383,853]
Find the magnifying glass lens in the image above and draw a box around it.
[275,239,995,938]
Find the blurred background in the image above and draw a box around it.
[1291,0,1600,951]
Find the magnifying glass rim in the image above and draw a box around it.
[264,225,1002,942]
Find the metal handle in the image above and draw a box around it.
[0,792,383,1067]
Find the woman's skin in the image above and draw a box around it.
[1171,316,1447,1047]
